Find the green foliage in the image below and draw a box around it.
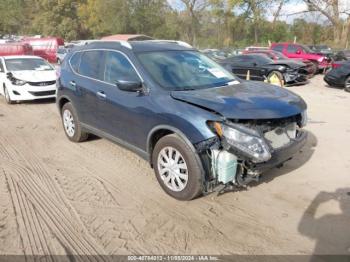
[28,0,82,40]
[0,0,347,47]
[0,0,26,35]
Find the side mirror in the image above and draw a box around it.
[296,50,301,54]
[116,80,143,92]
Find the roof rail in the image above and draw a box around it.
[85,39,193,50]
[87,40,133,49]
[176,41,192,48]
[143,40,193,48]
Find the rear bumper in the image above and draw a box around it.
[249,130,308,173]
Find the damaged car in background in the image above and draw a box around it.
[219,54,309,86]
[0,55,56,104]
[57,40,308,201]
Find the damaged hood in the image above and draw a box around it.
[10,70,56,82]
[170,81,307,119]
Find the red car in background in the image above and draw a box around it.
[270,42,331,72]
[0,43,33,56]
[22,37,64,63]
[244,49,316,77]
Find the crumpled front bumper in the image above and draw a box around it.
[247,130,308,173]
[284,71,308,85]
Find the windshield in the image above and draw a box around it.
[5,58,54,71]
[137,50,236,90]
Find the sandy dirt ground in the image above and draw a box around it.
[0,75,349,257]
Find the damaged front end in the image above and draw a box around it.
[283,68,309,86]
[196,112,308,193]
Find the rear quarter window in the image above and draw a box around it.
[287,45,299,53]
[272,44,284,53]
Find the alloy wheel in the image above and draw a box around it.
[63,109,75,137]
[157,146,188,192]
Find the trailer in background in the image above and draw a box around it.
[22,37,64,63]
[0,43,33,56]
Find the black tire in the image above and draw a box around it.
[3,86,13,104]
[152,134,204,201]
[61,102,88,142]
[267,71,284,87]
[345,76,350,92]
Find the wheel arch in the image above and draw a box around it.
[147,125,197,166]
[57,96,71,115]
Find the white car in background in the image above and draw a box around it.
[0,56,56,104]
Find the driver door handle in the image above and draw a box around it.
[97,91,106,99]
[69,81,76,87]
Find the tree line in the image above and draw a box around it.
[0,0,349,49]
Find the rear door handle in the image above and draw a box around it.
[97,91,106,99]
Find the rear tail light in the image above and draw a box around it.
[332,63,343,69]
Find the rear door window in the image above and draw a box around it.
[228,55,248,63]
[272,44,284,53]
[79,50,104,80]
[240,55,256,66]
[103,51,140,84]
[287,45,299,53]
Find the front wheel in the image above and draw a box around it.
[61,102,88,142]
[267,71,284,87]
[152,134,204,200]
[345,76,350,92]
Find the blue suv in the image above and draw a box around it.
[57,40,308,200]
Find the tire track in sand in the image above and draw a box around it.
[0,137,110,261]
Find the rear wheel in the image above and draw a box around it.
[345,76,350,92]
[61,102,88,142]
[3,86,13,104]
[267,71,284,87]
[152,134,203,200]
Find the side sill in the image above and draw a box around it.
[81,123,150,161]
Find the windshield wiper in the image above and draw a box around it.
[179,87,196,91]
